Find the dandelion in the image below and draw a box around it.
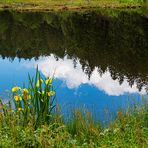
[36,79,43,87]
[47,91,55,97]
[14,95,22,101]
[45,78,52,85]
[12,86,21,92]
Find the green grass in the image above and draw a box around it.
[0,70,148,147]
[0,0,146,11]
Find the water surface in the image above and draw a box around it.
[0,9,147,123]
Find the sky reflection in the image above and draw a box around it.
[23,54,146,96]
[0,56,147,123]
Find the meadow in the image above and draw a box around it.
[0,0,146,11]
[0,70,147,147]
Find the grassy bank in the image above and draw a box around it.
[0,70,148,147]
[0,0,147,11]
[0,105,148,147]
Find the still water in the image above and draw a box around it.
[0,10,147,123]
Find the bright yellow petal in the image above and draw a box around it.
[23,88,29,94]
[47,91,55,96]
[45,79,49,85]
[50,91,55,96]
[14,95,22,101]
[19,97,22,100]
[47,92,51,96]
[45,78,52,84]
[28,95,31,99]
[18,107,22,111]
[12,86,21,92]
[14,96,19,101]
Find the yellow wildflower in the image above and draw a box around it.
[23,88,29,94]
[24,94,31,100]
[28,95,31,99]
[23,88,31,100]
[45,78,52,85]
[47,91,55,97]
[14,95,22,101]
[36,79,43,87]
[12,86,21,92]
[18,107,22,111]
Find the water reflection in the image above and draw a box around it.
[23,55,146,96]
[0,10,148,94]
[0,56,146,123]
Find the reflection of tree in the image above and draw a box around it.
[0,10,147,92]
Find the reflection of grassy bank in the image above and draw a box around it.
[0,0,146,11]
[0,71,148,147]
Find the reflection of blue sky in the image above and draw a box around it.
[23,55,146,96]
[0,56,147,123]
[0,58,34,97]
[0,59,33,102]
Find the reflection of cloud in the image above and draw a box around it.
[23,55,146,96]
[90,69,146,96]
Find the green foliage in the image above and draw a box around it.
[119,0,145,3]
[0,102,147,147]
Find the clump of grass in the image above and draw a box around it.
[65,104,148,147]
[0,69,147,147]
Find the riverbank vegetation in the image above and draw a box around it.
[0,70,147,147]
[0,0,147,11]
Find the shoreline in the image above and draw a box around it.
[0,3,146,12]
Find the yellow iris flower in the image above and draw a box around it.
[14,95,22,101]
[47,91,55,97]
[24,94,31,100]
[22,88,31,100]
[12,86,21,92]
[36,79,43,87]
[23,88,29,94]
[45,78,52,85]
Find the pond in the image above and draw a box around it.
[0,9,147,123]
